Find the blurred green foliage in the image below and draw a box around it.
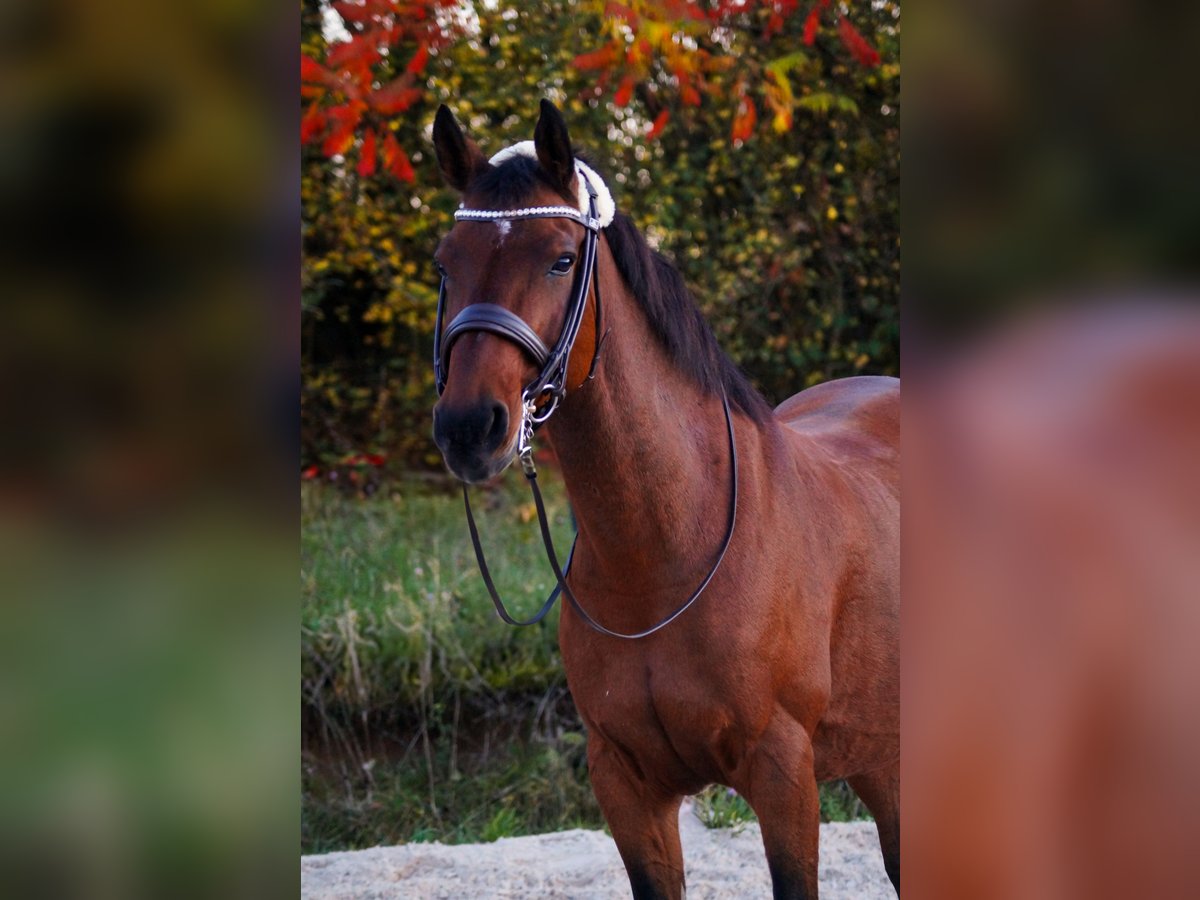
[301,0,899,469]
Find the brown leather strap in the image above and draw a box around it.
[441,302,551,371]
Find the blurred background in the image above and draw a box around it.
[0,0,297,897]
[298,0,899,855]
[904,0,1200,896]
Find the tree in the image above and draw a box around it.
[301,0,899,471]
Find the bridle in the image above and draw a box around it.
[434,162,739,640]
[434,181,605,439]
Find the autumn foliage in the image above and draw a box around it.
[301,0,455,180]
[301,0,888,173]
[301,0,898,471]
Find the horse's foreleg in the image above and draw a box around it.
[589,737,685,900]
[743,714,821,900]
[848,765,900,894]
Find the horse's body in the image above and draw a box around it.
[431,102,899,899]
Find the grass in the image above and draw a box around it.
[693,781,866,835]
[301,473,574,727]
[694,785,758,833]
[301,476,869,853]
[301,718,603,852]
[302,473,592,851]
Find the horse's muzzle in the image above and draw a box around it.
[432,398,513,483]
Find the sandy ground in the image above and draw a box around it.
[302,803,895,898]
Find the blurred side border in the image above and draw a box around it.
[0,0,299,897]
[904,1,1200,897]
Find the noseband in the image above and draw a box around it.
[435,162,739,640]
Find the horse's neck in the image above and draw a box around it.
[543,262,737,592]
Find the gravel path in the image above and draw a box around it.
[302,803,894,898]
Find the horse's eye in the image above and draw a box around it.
[549,254,575,276]
[434,259,448,278]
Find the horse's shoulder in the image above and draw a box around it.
[773,376,899,447]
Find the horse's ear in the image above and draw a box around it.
[533,99,576,199]
[433,105,488,192]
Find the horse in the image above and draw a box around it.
[430,99,899,900]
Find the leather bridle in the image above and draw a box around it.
[434,182,605,440]
[434,175,739,640]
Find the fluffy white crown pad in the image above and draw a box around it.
[484,141,616,228]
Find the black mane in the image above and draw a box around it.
[470,155,772,424]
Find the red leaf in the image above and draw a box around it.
[837,16,880,67]
[647,109,670,141]
[731,96,757,142]
[302,465,321,480]
[573,44,618,71]
[357,128,378,177]
[605,2,639,26]
[381,131,415,182]
[406,43,430,75]
[614,74,636,108]
[327,38,380,70]
[391,147,414,182]
[381,130,397,164]
[301,54,328,83]
[333,1,374,23]
[802,5,821,45]
[369,77,422,114]
[301,102,327,144]
[675,70,702,107]
[322,103,364,157]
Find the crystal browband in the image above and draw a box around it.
[454,205,599,231]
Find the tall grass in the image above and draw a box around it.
[301,474,595,850]
[301,473,575,725]
[301,476,868,853]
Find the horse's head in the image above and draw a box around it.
[431,100,600,483]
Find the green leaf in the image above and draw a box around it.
[765,51,809,75]
[835,95,861,116]
[798,92,834,114]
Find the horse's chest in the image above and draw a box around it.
[567,646,753,788]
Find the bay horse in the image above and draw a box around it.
[430,100,899,899]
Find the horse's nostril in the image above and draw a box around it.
[487,401,509,449]
[433,398,511,472]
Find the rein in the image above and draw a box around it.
[435,166,739,640]
[465,392,739,639]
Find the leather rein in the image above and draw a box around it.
[434,182,739,639]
